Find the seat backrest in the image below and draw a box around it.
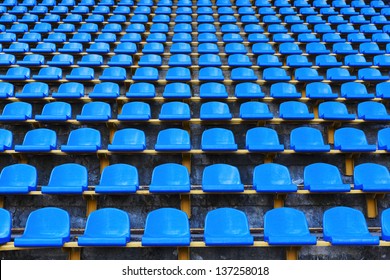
[270,82,297,97]
[22,128,56,147]
[203,164,242,185]
[2,102,32,116]
[81,102,111,117]
[100,164,138,187]
[279,101,310,115]
[40,102,72,118]
[0,82,14,97]
[151,163,190,186]
[306,82,333,97]
[0,129,12,150]
[0,164,36,188]
[253,163,292,186]
[121,102,150,116]
[304,163,344,188]
[202,128,235,146]
[156,128,190,146]
[334,127,369,146]
[0,208,11,243]
[57,82,84,95]
[290,127,325,147]
[381,208,390,241]
[160,101,190,116]
[22,82,48,95]
[341,82,368,96]
[358,101,388,118]
[354,163,390,187]
[200,82,227,96]
[92,82,119,95]
[318,101,350,117]
[163,82,191,96]
[200,101,230,115]
[48,163,87,187]
[22,207,70,240]
[67,128,101,146]
[246,127,281,147]
[111,128,145,146]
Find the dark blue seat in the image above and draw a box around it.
[290,127,330,152]
[15,82,49,99]
[66,67,94,81]
[0,82,13,98]
[78,208,130,246]
[41,164,87,194]
[270,83,300,98]
[204,208,253,246]
[95,164,139,194]
[200,102,232,120]
[264,208,316,245]
[381,208,390,241]
[201,128,237,151]
[14,207,70,247]
[376,82,390,99]
[199,82,228,98]
[52,82,84,98]
[0,102,32,121]
[354,163,390,192]
[326,68,356,81]
[246,127,283,151]
[295,68,324,82]
[378,127,390,151]
[142,208,190,246]
[108,128,146,151]
[306,82,338,99]
[159,102,190,120]
[323,207,379,245]
[150,163,190,193]
[155,128,191,151]
[253,163,296,192]
[357,101,390,121]
[304,163,350,192]
[35,102,72,122]
[279,101,314,120]
[318,102,355,120]
[239,102,273,120]
[118,102,151,121]
[0,208,11,244]
[358,68,388,81]
[257,55,282,67]
[235,82,264,98]
[0,129,12,151]
[0,67,30,80]
[166,67,191,81]
[33,67,62,81]
[341,82,374,99]
[334,127,376,152]
[61,128,101,152]
[0,164,37,194]
[202,164,244,192]
[126,83,155,98]
[263,68,291,81]
[15,129,56,152]
[76,102,111,121]
[133,67,159,81]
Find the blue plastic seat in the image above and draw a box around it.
[347,33,370,43]
[223,34,244,43]
[166,67,191,81]
[304,163,350,192]
[149,163,190,193]
[58,43,83,53]
[77,55,103,67]
[246,127,283,151]
[235,83,264,98]
[102,23,122,33]
[133,67,158,81]
[377,82,390,99]
[225,43,246,55]
[256,55,282,68]
[76,102,111,121]
[219,15,236,23]
[199,67,224,81]
[61,128,101,152]
[78,208,130,246]
[41,14,60,23]
[0,130,11,150]
[3,42,29,53]
[239,102,273,120]
[295,68,324,82]
[0,67,30,80]
[358,68,388,81]
[117,102,150,121]
[114,43,137,54]
[54,23,74,33]
[168,54,191,67]
[19,33,42,43]
[306,83,338,99]
[35,102,72,122]
[0,164,37,194]
[198,43,219,54]
[334,127,376,152]
[264,208,316,245]
[373,55,390,67]
[138,55,162,67]
[314,24,335,34]
[155,129,191,151]
[66,67,94,81]
[125,24,145,34]
[31,23,52,33]
[17,55,45,66]
[14,207,70,247]
[93,6,110,14]
[150,23,169,33]
[270,82,300,98]
[357,101,390,121]
[63,14,82,23]
[86,43,110,54]
[286,55,312,67]
[290,127,330,152]
[146,33,167,43]
[323,207,379,245]
[15,128,56,152]
[204,208,253,246]
[95,164,138,194]
[69,34,91,43]
[199,82,228,98]
[341,82,374,99]
[89,82,120,99]
[170,43,191,54]
[333,43,358,54]
[306,43,331,55]
[247,34,269,43]
[285,15,304,24]
[52,82,84,99]
[354,163,390,192]
[108,15,126,23]
[326,68,357,81]
[108,128,146,151]
[108,55,133,67]
[0,33,16,43]
[372,33,390,43]
[0,14,16,23]
[252,43,275,55]
[134,6,150,13]
[328,15,348,24]
[350,15,370,25]
[174,23,192,33]
[142,43,164,55]
[253,163,297,192]
[46,54,74,66]
[344,55,372,67]
[172,33,192,44]
[322,33,345,43]
[279,101,314,120]
[6,24,28,34]
[154,15,170,23]
[0,208,11,244]
[279,43,302,55]
[52,6,68,14]
[378,128,390,151]
[201,128,237,151]
[0,82,14,98]
[126,83,155,98]
[162,83,191,98]
[231,68,257,81]
[263,15,281,24]
[33,67,62,81]
[16,82,49,99]
[0,102,32,121]
[159,102,190,120]
[318,102,355,120]
[142,208,190,246]
[338,24,359,34]
[202,164,244,192]
[359,43,385,55]
[198,54,222,66]
[99,67,127,82]
[263,68,291,81]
